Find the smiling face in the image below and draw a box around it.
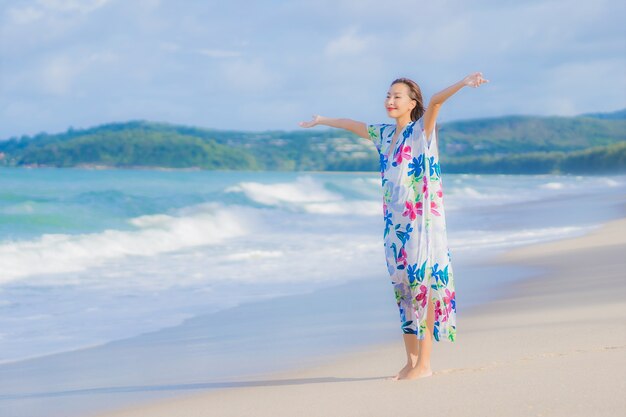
[385,82,416,120]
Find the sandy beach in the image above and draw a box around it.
[87,216,626,417]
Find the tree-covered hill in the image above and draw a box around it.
[0,109,624,174]
[437,109,625,157]
[443,141,626,174]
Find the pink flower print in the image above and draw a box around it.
[437,186,445,204]
[397,246,408,268]
[415,201,423,216]
[443,289,455,315]
[422,175,429,199]
[430,201,441,216]
[415,284,428,308]
[402,201,418,220]
[434,300,444,322]
[394,145,412,165]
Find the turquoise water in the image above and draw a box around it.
[0,167,625,365]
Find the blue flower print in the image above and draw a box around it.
[394,222,413,245]
[379,152,388,172]
[408,154,425,179]
[428,156,441,178]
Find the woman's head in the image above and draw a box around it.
[385,78,425,122]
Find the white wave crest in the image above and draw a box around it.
[225,250,284,261]
[540,182,565,190]
[450,225,594,251]
[225,175,380,215]
[0,203,252,284]
[225,175,341,205]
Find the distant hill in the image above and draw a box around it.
[443,141,626,174]
[578,108,626,120]
[0,109,624,174]
[437,112,625,157]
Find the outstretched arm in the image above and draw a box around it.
[298,116,369,139]
[423,72,489,138]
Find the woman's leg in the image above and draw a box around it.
[403,295,435,379]
[403,333,420,366]
[386,333,420,380]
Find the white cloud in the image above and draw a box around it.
[159,43,241,58]
[217,58,278,93]
[6,6,44,24]
[0,0,624,137]
[37,0,111,14]
[160,41,180,52]
[196,48,241,58]
[40,51,118,96]
[325,27,373,57]
[6,0,111,24]
[399,15,471,64]
[41,56,76,95]
[542,58,626,114]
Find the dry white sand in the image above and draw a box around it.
[90,218,626,417]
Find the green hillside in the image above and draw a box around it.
[0,110,624,174]
[444,142,626,174]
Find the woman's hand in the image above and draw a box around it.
[462,72,489,88]
[298,115,322,128]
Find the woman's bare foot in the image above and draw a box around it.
[385,362,414,381]
[401,364,433,380]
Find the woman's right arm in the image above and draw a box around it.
[298,115,369,139]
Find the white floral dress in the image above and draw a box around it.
[367,115,457,342]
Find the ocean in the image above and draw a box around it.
[1,167,625,363]
[0,167,625,416]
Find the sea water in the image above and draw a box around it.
[1,168,625,416]
[0,168,624,365]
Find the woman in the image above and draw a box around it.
[298,72,489,380]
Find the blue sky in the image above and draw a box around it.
[1,0,624,139]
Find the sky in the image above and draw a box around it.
[0,0,625,139]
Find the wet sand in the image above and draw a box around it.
[89,217,626,417]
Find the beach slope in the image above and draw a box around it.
[90,218,626,417]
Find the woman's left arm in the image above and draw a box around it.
[423,72,489,138]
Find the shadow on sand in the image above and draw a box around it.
[0,376,388,400]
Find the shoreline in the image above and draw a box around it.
[2,165,625,176]
[87,216,626,417]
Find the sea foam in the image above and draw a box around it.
[0,202,253,284]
